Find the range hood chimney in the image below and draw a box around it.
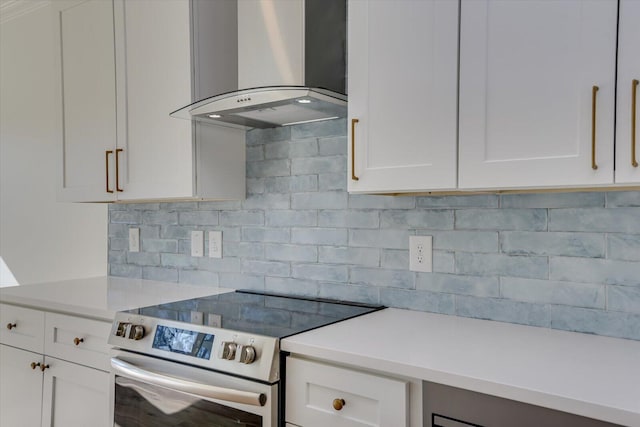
[171,0,347,129]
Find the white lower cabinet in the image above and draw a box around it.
[41,356,110,427]
[286,357,409,427]
[0,345,44,427]
[0,303,111,426]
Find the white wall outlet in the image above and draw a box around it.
[190,311,204,325]
[209,230,222,258]
[128,228,140,252]
[206,313,222,327]
[191,230,204,257]
[409,235,432,273]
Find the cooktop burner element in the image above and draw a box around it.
[109,290,383,383]
[131,290,380,339]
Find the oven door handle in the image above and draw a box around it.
[110,357,267,407]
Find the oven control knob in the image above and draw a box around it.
[131,325,145,340]
[115,322,130,337]
[221,342,237,360]
[239,345,256,364]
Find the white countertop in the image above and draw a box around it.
[0,276,233,321]
[282,308,640,427]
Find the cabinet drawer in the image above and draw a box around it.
[286,357,408,427]
[44,313,111,371]
[0,304,44,353]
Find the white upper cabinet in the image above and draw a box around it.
[347,0,459,194]
[113,0,245,201]
[54,0,117,202]
[616,0,640,184]
[55,0,245,202]
[458,0,618,190]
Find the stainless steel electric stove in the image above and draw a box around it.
[108,290,384,427]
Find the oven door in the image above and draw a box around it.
[110,350,277,427]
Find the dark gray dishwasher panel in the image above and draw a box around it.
[424,381,622,427]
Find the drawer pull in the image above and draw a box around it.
[30,362,41,370]
[6,322,16,330]
[332,398,346,411]
[73,337,84,346]
[40,364,50,372]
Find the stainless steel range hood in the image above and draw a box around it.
[171,87,346,129]
[171,0,347,130]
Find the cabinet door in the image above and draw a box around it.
[459,0,617,189]
[113,0,195,200]
[41,357,110,427]
[616,0,640,184]
[347,0,458,193]
[53,0,117,202]
[0,345,44,427]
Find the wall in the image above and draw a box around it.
[108,119,640,341]
[0,3,107,284]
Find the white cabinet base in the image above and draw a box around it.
[41,357,110,427]
[0,345,44,427]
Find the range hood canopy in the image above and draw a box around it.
[171,86,346,129]
[171,0,347,130]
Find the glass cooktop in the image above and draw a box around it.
[127,290,384,339]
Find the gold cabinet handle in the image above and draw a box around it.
[6,322,16,330]
[40,364,50,372]
[591,85,599,170]
[115,148,124,192]
[632,79,639,168]
[333,398,346,411]
[106,150,114,193]
[73,337,84,346]
[30,362,41,370]
[351,118,359,181]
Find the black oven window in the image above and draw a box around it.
[115,377,262,427]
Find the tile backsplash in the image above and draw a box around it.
[109,119,640,340]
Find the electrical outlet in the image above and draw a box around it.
[191,230,204,257]
[209,231,222,258]
[190,311,204,325]
[129,228,140,252]
[409,235,432,272]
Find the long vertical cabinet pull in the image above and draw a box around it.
[632,79,639,168]
[351,118,360,181]
[105,150,114,193]
[591,86,599,170]
[116,148,124,192]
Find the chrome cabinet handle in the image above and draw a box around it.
[632,79,638,168]
[110,357,267,407]
[106,150,114,193]
[591,85,599,170]
[351,118,360,181]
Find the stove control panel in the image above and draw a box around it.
[109,312,280,383]
[114,322,145,340]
